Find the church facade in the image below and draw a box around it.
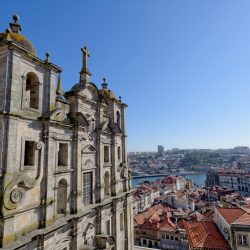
[0,15,134,250]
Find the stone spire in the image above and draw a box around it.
[56,72,64,98]
[80,46,92,83]
[9,15,22,33]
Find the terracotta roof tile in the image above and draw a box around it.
[184,221,230,250]
[217,207,246,224]
[233,213,250,225]
[203,210,214,222]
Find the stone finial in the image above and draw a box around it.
[102,78,108,89]
[5,29,12,41]
[45,52,50,63]
[80,46,91,83]
[9,14,22,33]
[13,15,19,23]
[119,96,122,102]
[56,72,64,98]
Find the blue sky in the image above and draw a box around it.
[2,1,250,151]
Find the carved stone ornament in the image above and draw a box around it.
[4,173,36,210]
[36,141,43,150]
[10,187,25,203]
[88,131,96,141]
[82,130,88,140]
[122,167,128,178]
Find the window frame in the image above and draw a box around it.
[83,172,93,206]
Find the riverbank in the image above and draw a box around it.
[131,173,206,187]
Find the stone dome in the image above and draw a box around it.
[100,88,116,99]
[100,79,116,100]
[8,32,38,57]
[0,15,38,57]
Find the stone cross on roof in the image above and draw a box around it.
[80,46,91,83]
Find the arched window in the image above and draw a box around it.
[104,171,110,196]
[116,111,121,127]
[120,212,124,231]
[26,72,39,109]
[57,179,67,213]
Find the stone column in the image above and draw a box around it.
[43,122,55,227]
[72,128,83,213]
[125,194,134,250]
[111,135,118,196]
[96,131,104,202]
[111,199,119,250]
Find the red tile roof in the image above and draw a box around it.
[189,211,204,222]
[217,207,246,224]
[184,221,230,250]
[203,210,214,222]
[134,204,177,232]
[234,212,250,225]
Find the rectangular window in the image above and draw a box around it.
[106,220,111,235]
[118,146,121,160]
[238,235,248,246]
[58,143,68,166]
[120,213,124,231]
[104,146,109,163]
[83,172,92,206]
[24,141,35,166]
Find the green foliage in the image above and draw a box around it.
[180,151,224,166]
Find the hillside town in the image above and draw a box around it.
[129,146,250,177]
[132,170,250,249]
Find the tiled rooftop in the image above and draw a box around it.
[184,221,230,250]
[217,207,246,224]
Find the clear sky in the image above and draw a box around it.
[2,1,250,151]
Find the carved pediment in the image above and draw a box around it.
[83,223,96,236]
[44,107,71,124]
[82,145,96,154]
[68,112,89,127]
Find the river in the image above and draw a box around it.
[131,173,206,188]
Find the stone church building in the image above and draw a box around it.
[0,16,134,250]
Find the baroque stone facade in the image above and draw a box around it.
[0,15,134,250]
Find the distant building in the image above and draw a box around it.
[161,176,187,193]
[133,185,155,214]
[218,170,250,195]
[206,171,220,187]
[185,179,194,190]
[158,145,164,156]
[233,146,250,154]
